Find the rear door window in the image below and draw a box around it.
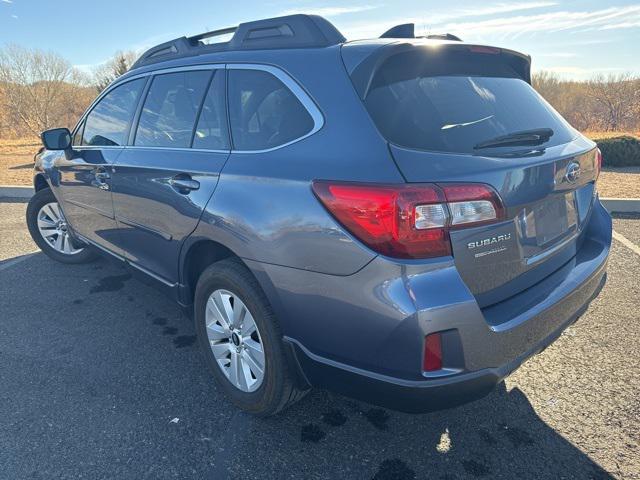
[193,70,230,150]
[82,78,145,146]
[228,69,314,151]
[135,70,211,148]
[363,50,576,154]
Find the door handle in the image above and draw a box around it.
[94,168,111,190]
[169,176,200,193]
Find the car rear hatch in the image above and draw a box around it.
[343,40,599,307]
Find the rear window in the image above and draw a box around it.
[363,50,576,154]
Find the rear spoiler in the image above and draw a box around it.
[346,42,532,99]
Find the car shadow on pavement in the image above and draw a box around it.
[269,385,614,480]
[8,163,34,170]
[0,252,614,480]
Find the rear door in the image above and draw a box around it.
[56,78,146,255]
[111,66,229,285]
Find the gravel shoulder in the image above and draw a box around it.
[599,167,640,198]
[0,139,39,186]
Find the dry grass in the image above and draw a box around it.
[584,131,640,140]
[0,138,40,185]
[598,167,640,198]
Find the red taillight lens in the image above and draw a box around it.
[312,181,450,258]
[312,180,504,259]
[423,333,443,372]
[595,147,603,179]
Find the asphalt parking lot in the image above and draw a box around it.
[1,198,638,480]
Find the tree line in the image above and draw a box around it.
[532,71,639,134]
[0,45,638,139]
[0,46,136,138]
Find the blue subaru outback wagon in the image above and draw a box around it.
[28,15,611,415]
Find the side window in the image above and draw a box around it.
[135,70,211,148]
[72,120,85,146]
[193,71,229,150]
[83,79,145,146]
[228,69,314,151]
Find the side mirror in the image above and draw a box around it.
[41,128,72,151]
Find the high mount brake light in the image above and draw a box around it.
[312,181,505,259]
[466,46,501,55]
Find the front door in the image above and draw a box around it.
[111,67,229,284]
[56,78,147,255]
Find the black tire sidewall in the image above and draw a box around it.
[26,188,96,264]
[194,259,290,416]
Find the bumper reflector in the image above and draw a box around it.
[423,333,443,372]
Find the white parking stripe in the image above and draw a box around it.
[0,250,40,272]
[612,230,640,257]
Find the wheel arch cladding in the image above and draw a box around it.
[34,174,48,191]
[182,239,237,302]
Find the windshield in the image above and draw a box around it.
[363,52,576,154]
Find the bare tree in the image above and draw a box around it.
[533,71,640,133]
[532,71,563,104]
[586,73,640,131]
[0,44,93,137]
[93,51,138,92]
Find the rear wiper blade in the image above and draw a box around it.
[473,128,554,150]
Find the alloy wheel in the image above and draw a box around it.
[205,289,266,392]
[36,202,83,255]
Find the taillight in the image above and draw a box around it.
[440,183,505,229]
[312,181,504,259]
[595,147,602,180]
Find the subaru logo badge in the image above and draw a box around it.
[565,162,581,183]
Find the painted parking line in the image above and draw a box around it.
[0,250,40,272]
[612,230,640,257]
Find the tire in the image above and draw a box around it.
[195,258,307,416]
[26,188,97,264]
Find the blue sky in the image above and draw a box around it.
[1,0,639,79]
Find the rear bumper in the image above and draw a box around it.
[286,266,606,413]
[248,199,611,413]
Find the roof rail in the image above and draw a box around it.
[190,26,238,44]
[131,14,346,70]
[379,23,462,42]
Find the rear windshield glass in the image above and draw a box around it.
[363,50,576,154]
